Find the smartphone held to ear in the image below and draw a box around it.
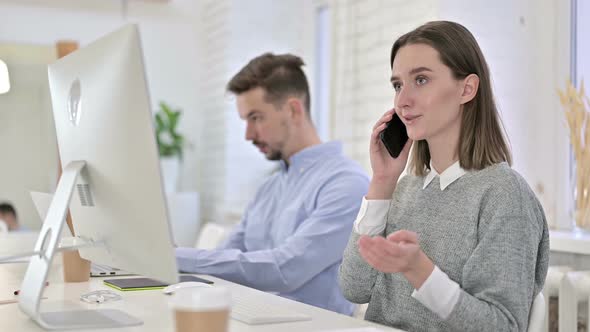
[379,112,409,158]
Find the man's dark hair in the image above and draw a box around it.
[0,202,17,218]
[226,53,311,115]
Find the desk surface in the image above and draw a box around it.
[0,258,403,332]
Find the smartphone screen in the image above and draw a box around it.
[379,112,408,158]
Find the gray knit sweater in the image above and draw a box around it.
[339,162,549,331]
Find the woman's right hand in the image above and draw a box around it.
[367,109,412,199]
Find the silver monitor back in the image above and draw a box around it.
[47,24,177,284]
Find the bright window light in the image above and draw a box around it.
[0,59,10,94]
[313,5,331,141]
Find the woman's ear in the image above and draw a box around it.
[460,74,479,105]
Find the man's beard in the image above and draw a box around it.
[265,149,282,161]
[253,141,283,161]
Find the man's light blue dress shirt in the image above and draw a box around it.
[176,141,369,315]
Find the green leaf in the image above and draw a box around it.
[154,101,188,160]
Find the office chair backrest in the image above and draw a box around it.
[528,292,545,332]
[0,220,8,233]
[194,223,230,250]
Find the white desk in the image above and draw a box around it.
[0,260,404,332]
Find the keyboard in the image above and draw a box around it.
[230,292,311,325]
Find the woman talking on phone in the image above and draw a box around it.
[339,21,549,331]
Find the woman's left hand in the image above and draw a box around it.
[358,230,434,289]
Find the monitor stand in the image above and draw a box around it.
[18,161,143,330]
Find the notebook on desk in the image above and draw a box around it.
[104,275,213,291]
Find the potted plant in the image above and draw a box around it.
[154,101,186,193]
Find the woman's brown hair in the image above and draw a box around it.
[390,21,512,176]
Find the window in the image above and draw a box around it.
[568,0,590,230]
[573,0,589,86]
[312,5,331,141]
[0,59,9,94]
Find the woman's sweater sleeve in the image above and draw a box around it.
[442,185,550,331]
[339,231,381,304]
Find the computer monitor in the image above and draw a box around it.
[18,24,178,329]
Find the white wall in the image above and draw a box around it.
[0,0,574,230]
[196,0,310,222]
[194,0,231,223]
[437,0,571,229]
[0,0,202,227]
[0,44,57,229]
[327,0,571,228]
[330,0,438,165]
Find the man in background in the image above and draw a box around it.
[175,53,369,315]
[0,202,24,232]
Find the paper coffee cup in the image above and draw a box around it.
[170,286,231,332]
